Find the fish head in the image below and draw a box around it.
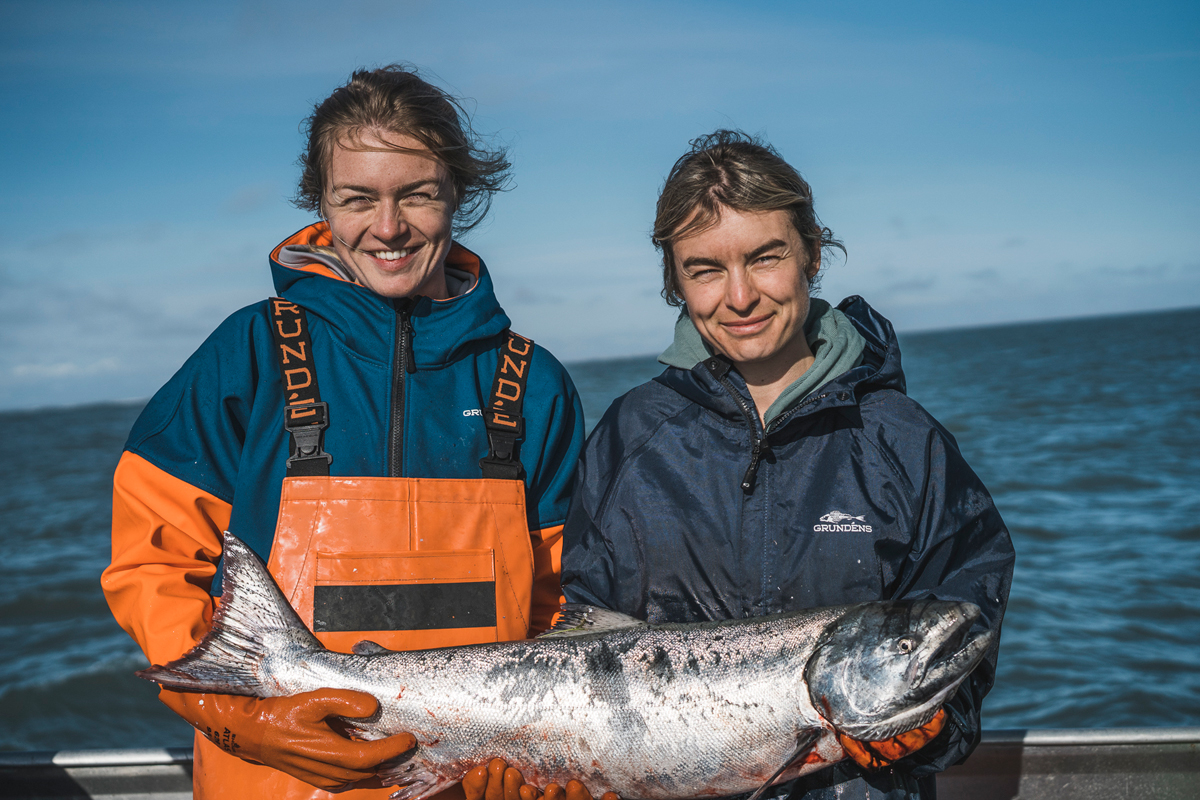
[804,600,993,741]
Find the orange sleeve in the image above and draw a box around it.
[102,451,231,667]
[527,523,565,636]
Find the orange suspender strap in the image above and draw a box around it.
[480,331,533,481]
[267,297,332,477]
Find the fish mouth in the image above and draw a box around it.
[898,620,992,733]
[917,605,992,692]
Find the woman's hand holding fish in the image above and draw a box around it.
[836,709,948,771]
[159,687,417,790]
[463,758,619,800]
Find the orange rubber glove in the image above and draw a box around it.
[463,758,619,800]
[837,709,947,771]
[160,688,417,791]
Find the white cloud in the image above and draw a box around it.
[12,358,121,379]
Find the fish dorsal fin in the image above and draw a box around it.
[537,604,647,639]
[352,640,394,656]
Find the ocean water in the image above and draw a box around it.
[1,305,1197,751]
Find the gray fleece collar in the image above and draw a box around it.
[658,298,866,424]
[277,244,478,297]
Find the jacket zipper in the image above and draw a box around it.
[388,299,417,477]
[703,357,769,494]
[764,391,831,436]
[705,361,847,492]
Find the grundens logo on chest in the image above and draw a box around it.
[814,510,874,533]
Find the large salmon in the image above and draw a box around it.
[139,532,992,800]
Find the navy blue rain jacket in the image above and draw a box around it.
[561,297,1014,798]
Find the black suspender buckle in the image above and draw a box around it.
[284,401,333,474]
[478,453,524,481]
[480,412,525,481]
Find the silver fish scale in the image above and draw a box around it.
[267,612,848,799]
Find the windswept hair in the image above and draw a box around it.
[294,64,511,235]
[652,130,844,306]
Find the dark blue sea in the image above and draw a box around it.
[2,306,1198,752]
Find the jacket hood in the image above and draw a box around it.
[655,295,907,429]
[268,222,510,368]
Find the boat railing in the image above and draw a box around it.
[1,728,1198,800]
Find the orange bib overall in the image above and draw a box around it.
[192,475,534,800]
[193,308,543,800]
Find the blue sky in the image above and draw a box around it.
[1,0,1197,410]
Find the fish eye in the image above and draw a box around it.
[897,637,917,654]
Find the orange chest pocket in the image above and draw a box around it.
[267,476,532,653]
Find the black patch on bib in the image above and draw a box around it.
[313,582,496,631]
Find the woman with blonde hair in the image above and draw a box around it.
[104,65,585,800]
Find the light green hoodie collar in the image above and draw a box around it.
[658,298,866,424]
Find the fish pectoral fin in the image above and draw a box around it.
[379,759,451,800]
[744,729,821,800]
[538,604,648,639]
[353,639,395,656]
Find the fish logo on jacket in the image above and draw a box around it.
[815,511,873,533]
[820,511,867,523]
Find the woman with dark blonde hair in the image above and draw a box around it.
[104,65,586,800]
[555,130,1015,800]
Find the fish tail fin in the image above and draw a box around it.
[136,531,322,696]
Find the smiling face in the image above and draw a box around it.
[322,131,455,300]
[673,206,820,382]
